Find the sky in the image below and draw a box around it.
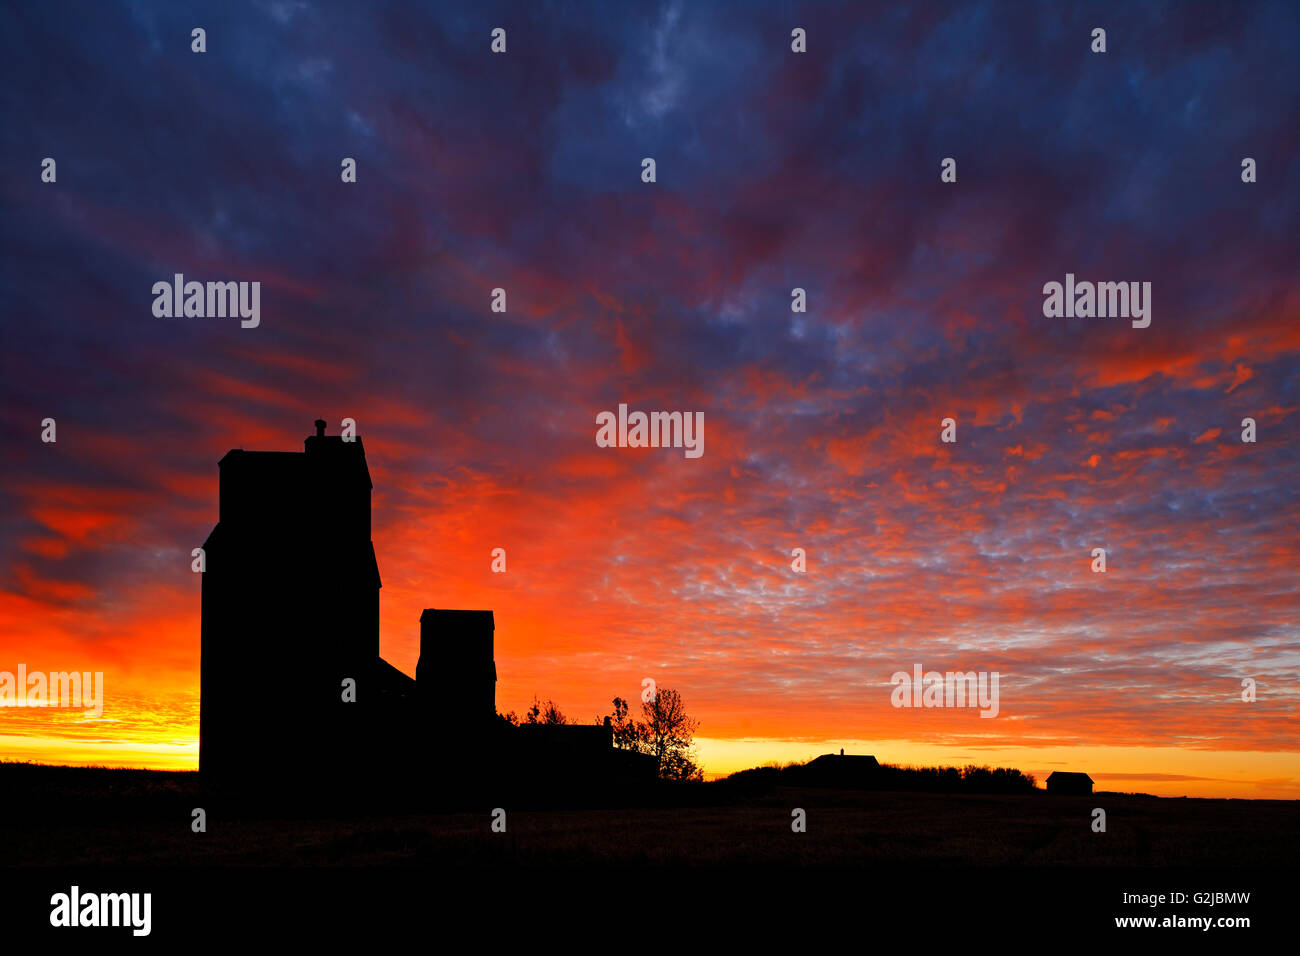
[1,0,1298,798]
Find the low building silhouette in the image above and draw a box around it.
[1045,771,1094,795]
[786,752,880,789]
[200,420,653,792]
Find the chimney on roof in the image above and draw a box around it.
[314,419,326,438]
[840,748,844,756]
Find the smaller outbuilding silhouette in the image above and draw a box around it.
[1046,771,1093,795]
[786,752,880,789]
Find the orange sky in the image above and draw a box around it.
[2,415,1298,798]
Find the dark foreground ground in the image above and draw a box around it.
[2,761,1296,867]
[2,762,1294,942]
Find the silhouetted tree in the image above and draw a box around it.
[766,759,1038,793]
[642,688,700,780]
[600,689,701,780]
[602,696,644,752]
[524,696,567,725]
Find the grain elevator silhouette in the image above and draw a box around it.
[200,420,652,792]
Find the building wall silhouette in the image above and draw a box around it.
[201,420,384,780]
[199,421,648,791]
[1045,771,1094,795]
[417,609,496,728]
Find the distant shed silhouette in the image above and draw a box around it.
[1046,771,1093,795]
[787,753,880,789]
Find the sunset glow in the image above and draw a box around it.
[2,1,1298,798]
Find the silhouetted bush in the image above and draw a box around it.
[725,760,1037,794]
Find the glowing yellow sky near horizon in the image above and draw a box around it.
[5,726,1298,800]
[694,737,1300,799]
[0,734,197,771]
[4,574,1298,800]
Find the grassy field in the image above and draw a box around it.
[2,761,1296,868]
